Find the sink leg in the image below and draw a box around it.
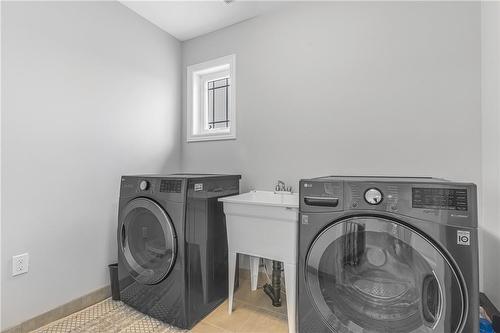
[228,252,237,314]
[284,263,297,333]
[249,256,260,291]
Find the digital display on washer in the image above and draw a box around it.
[412,188,468,211]
[159,180,182,193]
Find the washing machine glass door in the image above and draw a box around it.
[306,216,466,333]
[120,198,177,285]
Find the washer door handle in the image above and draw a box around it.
[121,225,126,249]
[422,273,441,326]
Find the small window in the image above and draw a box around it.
[207,78,230,130]
[187,55,236,142]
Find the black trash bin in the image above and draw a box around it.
[108,263,120,301]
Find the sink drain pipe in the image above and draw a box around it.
[263,260,282,307]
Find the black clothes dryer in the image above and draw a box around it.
[298,176,479,333]
[117,174,240,329]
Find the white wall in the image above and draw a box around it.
[1,2,181,329]
[481,1,500,308]
[181,2,481,191]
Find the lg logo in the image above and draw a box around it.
[457,230,470,246]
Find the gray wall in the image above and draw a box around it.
[181,1,482,291]
[1,2,181,329]
[181,2,481,193]
[481,1,500,308]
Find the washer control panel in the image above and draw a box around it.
[299,177,476,228]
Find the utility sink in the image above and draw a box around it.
[221,190,299,208]
[219,190,299,333]
[219,190,299,263]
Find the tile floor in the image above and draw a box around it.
[32,276,288,333]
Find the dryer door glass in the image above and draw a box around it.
[120,198,177,285]
[306,217,466,333]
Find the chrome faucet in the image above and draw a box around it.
[275,180,292,193]
[277,180,285,191]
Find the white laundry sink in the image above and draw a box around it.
[219,190,299,333]
[219,190,299,263]
[220,190,299,221]
[221,190,299,207]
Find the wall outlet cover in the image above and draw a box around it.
[12,253,29,276]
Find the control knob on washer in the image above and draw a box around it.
[365,188,383,205]
[139,180,149,191]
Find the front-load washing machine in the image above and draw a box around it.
[298,176,478,333]
[117,173,240,329]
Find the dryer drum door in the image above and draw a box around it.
[306,216,466,333]
[119,198,177,285]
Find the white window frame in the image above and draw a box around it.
[187,54,236,142]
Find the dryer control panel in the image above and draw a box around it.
[160,179,182,193]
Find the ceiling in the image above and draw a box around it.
[121,1,289,41]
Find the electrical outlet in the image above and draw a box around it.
[12,253,29,276]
